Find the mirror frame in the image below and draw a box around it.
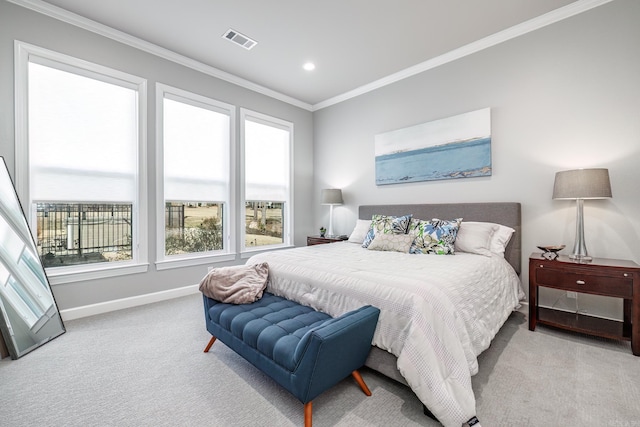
[0,156,65,359]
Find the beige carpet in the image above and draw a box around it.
[0,293,638,426]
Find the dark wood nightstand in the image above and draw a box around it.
[529,253,640,356]
[306,235,348,246]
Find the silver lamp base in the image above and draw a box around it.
[569,254,592,262]
[570,199,592,262]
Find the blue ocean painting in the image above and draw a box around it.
[375,108,491,185]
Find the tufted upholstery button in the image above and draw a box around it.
[208,293,332,371]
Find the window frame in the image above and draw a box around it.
[14,41,148,284]
[155,83,236,270]
[240,108,294,255]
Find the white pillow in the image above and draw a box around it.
[366,232,414,253]
[490,224,515,257]
[455,221,515,257]
[454,221,497,257]
[348,219,372,244]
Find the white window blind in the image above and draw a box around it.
[16,42,148,279]
[163,96,230,202]
[28,61,138,203]
[244,118,290,201]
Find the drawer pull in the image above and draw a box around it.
[624,273,629,277]
[576,280,586,285]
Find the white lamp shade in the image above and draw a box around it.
[321,189,343,205]
[552,168,612,200]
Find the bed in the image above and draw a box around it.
[247,202,524,427]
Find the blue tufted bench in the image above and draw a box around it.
[203,292,380,427]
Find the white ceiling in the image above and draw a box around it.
[31,0,596,109]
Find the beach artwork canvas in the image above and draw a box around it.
[374,108,491,185]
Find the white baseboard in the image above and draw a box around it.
[517,301,529,314]
[59,284,200,321]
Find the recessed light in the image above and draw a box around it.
[303,62,315,71]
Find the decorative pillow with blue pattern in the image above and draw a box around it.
[408,217,462,255]
[361,214,413,248]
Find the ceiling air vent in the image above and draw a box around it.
[222,29,257,50]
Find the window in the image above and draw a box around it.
[156,84,234,268]
[36,203,133,268]
[241,109,293,251]
[15,42,147,281]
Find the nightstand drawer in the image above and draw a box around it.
[535,268,632,298]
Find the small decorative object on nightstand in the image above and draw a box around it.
[529,253,640,356]
[307,235,348,246]
[536,245,565,260]
[319,227,326,238]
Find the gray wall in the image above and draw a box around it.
[0,1,314,310]
[313,0,640,320]
[1,0,638,320]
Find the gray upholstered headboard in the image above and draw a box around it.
[359,202,522,275]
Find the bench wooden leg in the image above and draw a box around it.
[203,336,217,353]
[303,372,368,427]
[304,401,312,427]
[352,370,372,396]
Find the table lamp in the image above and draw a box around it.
[552,168,612,261]
[321,189,343,237]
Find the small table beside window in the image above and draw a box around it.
[307,235,348,246]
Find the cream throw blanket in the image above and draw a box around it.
[199,262,269,304]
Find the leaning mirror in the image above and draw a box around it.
[0,156,65,359]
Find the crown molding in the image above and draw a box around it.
[6,0,314,111]
[8,0,613,112]
[312,0,614,111]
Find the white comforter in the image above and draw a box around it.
[248,242,524,427]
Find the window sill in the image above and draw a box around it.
[47,262,149,285]
[155,253,237,271]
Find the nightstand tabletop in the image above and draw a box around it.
[530,252,640,270]
[307,235,348,246]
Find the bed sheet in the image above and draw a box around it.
[248,242,524,427]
